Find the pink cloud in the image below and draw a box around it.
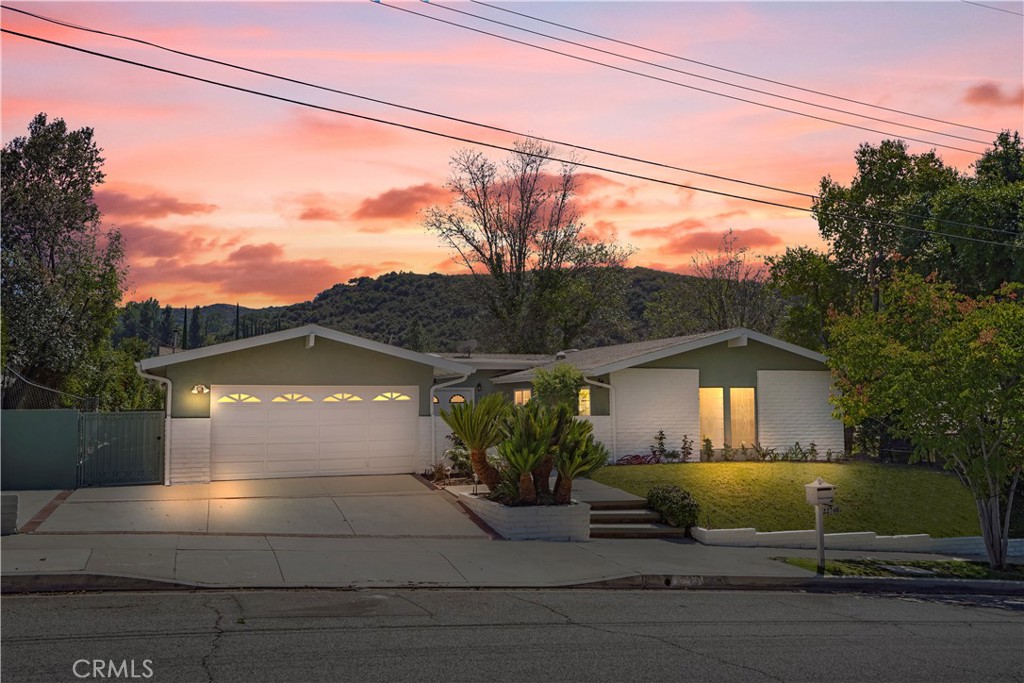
[963,82,1024,107]
[96,189,217,220]
[352,183,452,220]
[633,219,707,238]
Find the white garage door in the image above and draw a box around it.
[210,385,419,480]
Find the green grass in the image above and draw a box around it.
[782,557,1024,581]
[590,461,981,537]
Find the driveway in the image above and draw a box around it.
[28,475,489,538]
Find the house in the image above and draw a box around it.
[137,325,844,485]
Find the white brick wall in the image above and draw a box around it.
[610,369,700,459]
[756,370,844,455]
[169,418,212,484]
[578,416,613,457]
[457,493,590,541]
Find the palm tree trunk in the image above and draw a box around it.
[470,449,501,491]
[519,472,537,505]
[553,476,572,505]
[532,455,554,496]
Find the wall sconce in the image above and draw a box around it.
[475,383,483,394]
[191,384,210,394]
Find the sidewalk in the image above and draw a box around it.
[2,480,1019,595]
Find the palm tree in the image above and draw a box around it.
[440,393,507,490]
[499,401,557,504]
[552,418,609,504]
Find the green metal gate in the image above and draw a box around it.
[78,412,165,487]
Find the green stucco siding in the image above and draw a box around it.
[637,339,825,385]
[155,337,436,417]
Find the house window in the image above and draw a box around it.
[699,387,724,448]
[432,395,439,404]
[323,393,362,402]
[578,387,591,416]
[730,388,757,448]
[514,389,532,405]
[373,392,412,401]
[218,393,261,403]
[449,394,467,404]
[272,393,313,403]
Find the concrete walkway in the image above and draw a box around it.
[1,476,1011,592]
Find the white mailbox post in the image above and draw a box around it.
[805,478,835,574]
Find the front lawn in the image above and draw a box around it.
[590,462,981,537]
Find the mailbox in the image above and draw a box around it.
[804,477,835,506]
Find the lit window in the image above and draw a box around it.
[730,388,757,448]
[514,389,532,405]
[449,394,467,404]
[577,387,591,416]
[432,395,439,404]
[272,393,313,403]
[373,392,411,401]
[323,392,363,402]
[218,393,261,403]
[699,387,724,448]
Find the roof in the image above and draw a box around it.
[138,324,474,375]
[432,352,554,372]
[491,328,826,383]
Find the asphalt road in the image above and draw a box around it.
[3,589,1022,682]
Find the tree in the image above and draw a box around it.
[440,392,508,490]
[188,307,204,350]
[766,247,857,351]
[827,272,1024,569]
[424,139,632,353]
[64,337,164,411]
[815,139,959,311]
[533,363,585,411]
[645,229,783,337]
[159,305,176,348]
[1,113,126,400]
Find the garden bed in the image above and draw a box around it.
[456,492,590,541]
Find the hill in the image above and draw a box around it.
[180,267,694,352]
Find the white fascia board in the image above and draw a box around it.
[588,328,826,375]
[138,324,473,374]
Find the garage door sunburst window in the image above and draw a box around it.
[323,393,363,402]
[218,393,261,403]
[373,392,412,401]
[272,393,313,403]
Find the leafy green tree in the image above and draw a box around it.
[815,139,959,311]
[766,247,857,351]
[1,113,125,400]
[159,305,176,348]
[64,337,164,411]
[424,139,633,353]
[827,272,1024,569]
[188,307,204,350]
[533,363,586,411]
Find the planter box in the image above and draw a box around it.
[456,492,590,541]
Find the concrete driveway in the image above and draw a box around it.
[29,475,489,539]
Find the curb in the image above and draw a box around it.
[578,574,1024,595]
[2,573,198,595]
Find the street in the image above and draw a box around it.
[3,589,1022,682]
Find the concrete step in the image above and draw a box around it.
[590,509,661,524]
[589,523,688,539]
[587,499,649,511]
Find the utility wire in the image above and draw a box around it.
[420,0,987,146]
[960,0,1024,16]
[374,1,985,156]
[4,3,1011,236]
[469,0,1001,136]
[2,27,1019,251]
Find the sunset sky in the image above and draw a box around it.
[3,1,1022,307]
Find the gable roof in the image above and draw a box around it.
[491,328,825,384]
[431,352,554,371]
[138,324,474,375]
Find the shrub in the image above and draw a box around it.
[649,429,680,462]
[533,363,585,411]
[701,437,715,462]
[739,444,750,461]
[721,442,734,462]
[807,442,819,461]
[646,485,700,529]
[680,434,694,462]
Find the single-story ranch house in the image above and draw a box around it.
[137,324,844,485]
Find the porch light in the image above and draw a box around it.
[191,384,210,394]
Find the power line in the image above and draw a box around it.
[4,3,1011,236]
[419,0,988,146]
[374,1,985,156]
[2,27,1019,251]
[960,0,1024,16]
[469,0,1001,136]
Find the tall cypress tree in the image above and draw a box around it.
[181,306,189,350]
[234,303,240,340]
[188,307,203,349]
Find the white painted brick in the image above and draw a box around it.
[611,369,700,459]
[757,371,844,455]
[169,418,211,484]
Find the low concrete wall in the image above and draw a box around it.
[457,492,590,541]
[691,525,1024,557]
[1,410,79,490]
